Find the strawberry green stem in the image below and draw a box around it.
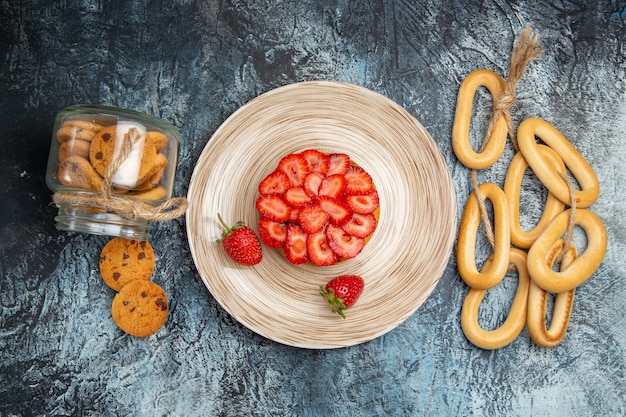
[217,213,231,233]
[217,213,244,241]
[320,286,347,319]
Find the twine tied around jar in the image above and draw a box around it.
[53,128,188,221]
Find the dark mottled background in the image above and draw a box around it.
[1,1,625,416]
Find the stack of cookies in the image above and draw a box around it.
[99,238,169,337]
[56,119,170,201]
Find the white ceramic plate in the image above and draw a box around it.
[186,81,457,348]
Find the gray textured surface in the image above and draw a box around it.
[1,1,625,416]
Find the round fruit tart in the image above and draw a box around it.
[255,149,379,266]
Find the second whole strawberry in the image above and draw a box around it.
[320,275,364,319]
[217,213,263,266]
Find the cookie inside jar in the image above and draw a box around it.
[89,123,164,191]
[52,113,176,202]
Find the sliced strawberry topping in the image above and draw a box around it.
[256,194,291,222]
[345,190,379,214]
[257,149,378,265]
[258,217,287,248]
[298,204,330,234]
[318,174,347,199]
[284,186,313,206]
[341,213,377,238]
[304,171,325,197]
[301,149,330,174]
[278,153,310,187]
[307,229,338,266]
[318,196,352,225]
[326,153,351,176]
[289,206,302,223]
[287,207,302,224]
[344,166,373,194]
[326,224,365,258]
[285,224,308,264]
[258,170,290,195]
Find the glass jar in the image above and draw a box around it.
[45,105,182,240]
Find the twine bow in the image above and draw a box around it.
[468,27,577,267]
[471,28,544,255]
[53,128,188,222]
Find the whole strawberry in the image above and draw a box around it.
[217,213,262,266]
[320,275,364,319]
